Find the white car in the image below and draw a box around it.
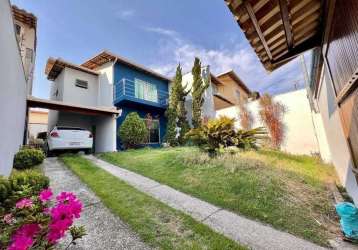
[45,126,93,155]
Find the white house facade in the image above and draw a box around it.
[0,0,28,176]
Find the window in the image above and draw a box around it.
[15,24,21,35]
[25,48,33,63]
[144,119,160,143]
[75,79,88,89]
[134,78,158,102]
[236,90,241,101]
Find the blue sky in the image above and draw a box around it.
[11,0,310,99]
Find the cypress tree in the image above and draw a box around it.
[164,64,190,146]
[191,57,209,128]
[174,65,190,144]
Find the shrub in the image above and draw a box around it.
[258,93,286,149]
[1,170,49,211]
[119,112,148,149]
[10,169,49,193]
[13,148,45,169]
[237,101,254,130]
[0,177,11,203]
[185,116,266,154]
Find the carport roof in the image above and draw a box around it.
[27,96,121,116]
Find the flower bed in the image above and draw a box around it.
[1,186,85,249]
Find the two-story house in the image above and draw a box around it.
[82,51,170,148]
[12,5,37,95]
[43,51,170,151]
[214,70,251,109]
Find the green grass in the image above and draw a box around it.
[99,147,339,246]
[61,155,246,250]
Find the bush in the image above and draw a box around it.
[258,93,286,149]
[13,148,45,169]
[119,112,148,149]
[0,170,49,211]
[0,177,11,203]
[10,169,49,193]
[237,101,254,130]
[185,116,266,154]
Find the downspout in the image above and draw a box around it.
[112,58,118,103]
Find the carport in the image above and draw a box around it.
[27,96,121,152]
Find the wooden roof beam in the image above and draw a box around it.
[278,0,293,49]
[244,1,273,60]
[271,34,320,64]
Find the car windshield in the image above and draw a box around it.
[56,127,86,131]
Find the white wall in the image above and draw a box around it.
[316,65,358,204]
[95,116,117,152]
[50,70,65,101]
[182,66,216,126]
[97,62,114,108]
[0,0,27,176]
[217,89,331,158]
[14,18,36,95]
[62,68,99,107]
[28,124,48,139]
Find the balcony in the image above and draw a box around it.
[114,78,169,109]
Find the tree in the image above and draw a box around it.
[258,93,286,149]
[119,112,148,149]
[174,65,190,144]
[191,58,209,128]
[164,107,178,146]
[237,101,254,130]
[165,64,190,145]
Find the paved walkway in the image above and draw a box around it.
[84,155,327,250]
[42,157,150,250]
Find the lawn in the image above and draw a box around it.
[99,147,340,246]
[61,155,246,250]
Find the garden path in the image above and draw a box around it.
[42,157,151,250]
[84,155,330,250]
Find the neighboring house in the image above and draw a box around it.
[12,5,37,95]
[214,70,251,109]
[181,67,253,123]
[224,0,358,203]
[28,108,48,141]
[42,51,170,151]
[181,66,218,124]
[0,1,28,176]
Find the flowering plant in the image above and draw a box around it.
[0,188,86,250]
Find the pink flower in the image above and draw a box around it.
[46,192,83,244]
[15,224,40,238]
[8,235,33,250]
[3,213,14,224]
[56,192,76,203]
[47,218,73,243]
[39,188,53,203]
[8,224,40,250]
[43,207,50,215]
[15,198,33,209]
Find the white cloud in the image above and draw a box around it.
[145,26,306,95]
[115,9,135,20]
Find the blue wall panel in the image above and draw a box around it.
[113,62,169,150]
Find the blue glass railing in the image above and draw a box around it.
[114,78,169,108]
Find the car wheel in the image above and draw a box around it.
[84,149,92,155]
[46,145,53,157]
